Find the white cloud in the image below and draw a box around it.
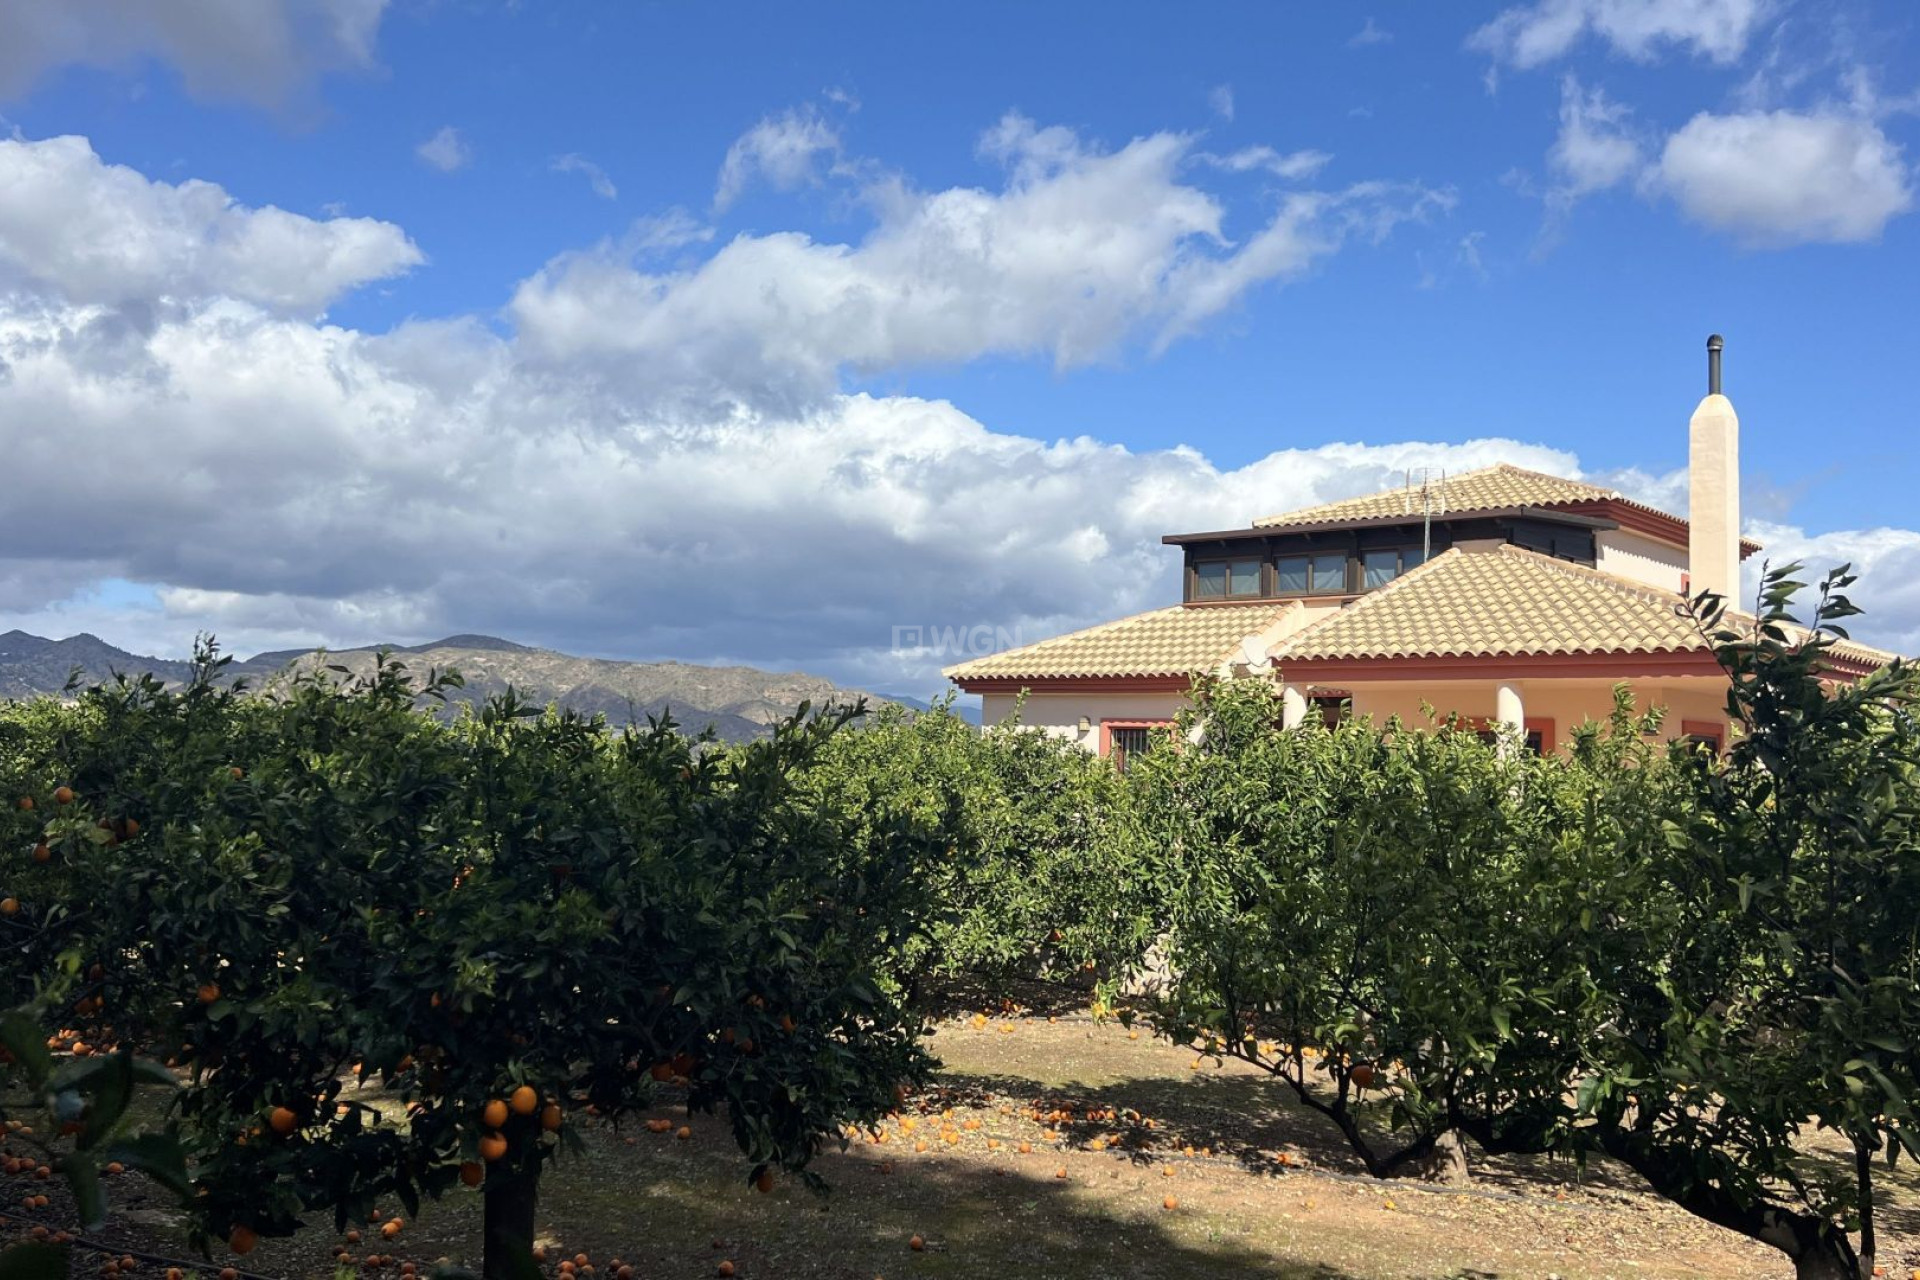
[1470,0,1767,69]
[1546,76,1644,214]
[0,134,421,313]
[512,114,1445,415]
[552,153,618,201]
[1741,521,1920,651]
[1196,146,1335,180]
[713,105,843,210]
[18,123,1908,690]
[0,0,387,107]
[1350,17,1393,47]
[1654,109,1913,244]
[1209,84,1235,121]
[415,126,471,174]
[0,120,1497,693]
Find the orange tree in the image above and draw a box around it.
[5,647,942,1279]
[791,697,1139,995]
[1122,676,1674,1182]
[1560,567,1920,1280]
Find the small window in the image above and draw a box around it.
[1226,558,1261,597]
[1363,549,1401,589]
[1309,552,1348,595]
[1309,694,1350,729]
[1679,720,1724,754]
[1471,719,1555,755]
[1273,552,1350,596]
[1103,720,1172,772]
[1193,559,1261,599]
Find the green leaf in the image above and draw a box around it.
[57,1154,106,1231]
[105,1133,192,1200]
[0,1012,53,1089]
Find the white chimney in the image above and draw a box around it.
[1688,334,1740,604]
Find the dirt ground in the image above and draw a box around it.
[6,997,1917,1279]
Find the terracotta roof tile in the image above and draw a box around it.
[944,601,1295,683]
[1273,544,1898,669]
[1249,462,1763,554]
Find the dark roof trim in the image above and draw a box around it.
[1161,505,1620,546]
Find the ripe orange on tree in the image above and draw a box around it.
[197,981,221,1004]
[1350,1063,1378,1089]
[482,1099,509,1128]
[228,1226,258,1255]
[459,1161,485,1188]
[510,1085,539,1115]
[541,1103,563,1132]
[31,843,50,863]
[478,1132,509,1162]
[53,786,73,805]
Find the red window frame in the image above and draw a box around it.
[1465,716,1557,754]
[1099,718,1174,771]
[1680,719,1725,753]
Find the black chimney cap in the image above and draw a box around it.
[1707,333,1724,350]
[1706,333,1724,394]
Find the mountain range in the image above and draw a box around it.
[0,630,954,741]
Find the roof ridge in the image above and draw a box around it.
[1271,548,1464,658]
[1491,543,1695,611]
[1483,461,1620,499]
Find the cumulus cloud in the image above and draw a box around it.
[1743,520,1920,652]
[713,105,844,210]
[8,122,1907,694]
[0,0,386,107]
[0,134,421,313]
[0,289,1593,685]
[0,117,1482,691]
[512,114,1446,416]
[1470,0,1767,68]
[551,153,618,201]
[415,126,471,174]
[1653,109,1914,244]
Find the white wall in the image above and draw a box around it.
[1594,530,1690,593]
[982,690,1195,753]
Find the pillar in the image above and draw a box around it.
[1495,681,1524,756]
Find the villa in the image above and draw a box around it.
[945,338,1895,765]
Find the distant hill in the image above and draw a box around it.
[0,631,920,742]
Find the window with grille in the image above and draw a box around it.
[1103,720,1172,771]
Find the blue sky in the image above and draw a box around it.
[0,0,1916,697]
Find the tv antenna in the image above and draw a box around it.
[1402,468,1448,562]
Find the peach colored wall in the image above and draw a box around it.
[1343,678,1730,746]
[1594,530,1690,593]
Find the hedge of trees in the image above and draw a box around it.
[2,565,1915,1280]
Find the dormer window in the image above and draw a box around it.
[1194,558,1263,599]
[1274,552,1348,596]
